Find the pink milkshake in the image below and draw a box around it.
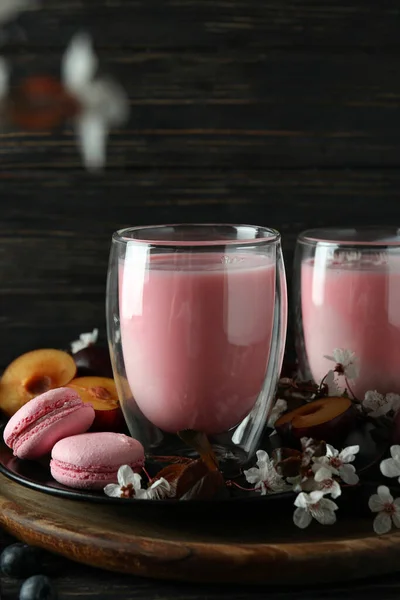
[119,252,276,434]
[301,257,400,398]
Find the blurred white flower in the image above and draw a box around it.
[369,485,400,535]
[62,32,129,171]
[324,348,359,380]
[71,328,98,353]
[363,390,400,418]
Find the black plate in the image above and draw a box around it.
[0,425,292,507]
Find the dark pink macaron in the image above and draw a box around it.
[50,432,145,490]
[3,387,95,460]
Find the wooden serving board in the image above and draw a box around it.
[0,473,399,585]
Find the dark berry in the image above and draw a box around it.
[0,543,42,578]
[19,575,57,600]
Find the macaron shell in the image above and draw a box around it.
[51,432,144,468]
[4,387,83,447]
[50,432,145,490]
[14,404,95,460]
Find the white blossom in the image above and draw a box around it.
[363,390,400,418]
[324,348,359,380]
[104,465,148,499]
[267,398,287,428]
[380,446,400,483]
[62,32,129,171]
[368,485,400,535]
[244,450,289,495]
[312,444,359,485]
[71,328,99,353]
[293,490,338,529]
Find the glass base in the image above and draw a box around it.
[142,431,250,479]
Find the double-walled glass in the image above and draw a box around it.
[106,224,287,470]
[295,227,400,399]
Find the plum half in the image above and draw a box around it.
[66,376,125,432]
[275,396,355,445]
[72,346,113,379]
[0,349,76,417]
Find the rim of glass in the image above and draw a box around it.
[298,227,400,247]
[113,223,280,246]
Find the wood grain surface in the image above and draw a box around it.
[0,473,398,586]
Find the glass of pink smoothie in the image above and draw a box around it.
[295,228,400,400]
[106,224,287,469]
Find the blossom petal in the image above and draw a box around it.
[147,477,172,500]
[104,484,122,498]
[75,112,108,171]
[117,465,132,487]
[243,467,261,485]
[255,450,269,465]
[373,512,392,535]
[327,480,342,499]
[390,445,400,462]
[369,494,384,512]
[339,464,359,485]
[309,490,326,503]
[324,354,335,363]
[294,492,310,509]
[62,32,98,93]
[77,78,130,126]
[380,458,400,479]
[393,512,400,529]
[388,394,400,413]
[313,465,336,482]
[345,363,359,380]
[339,445,359,463]
[312,507,337,526]
[325,444,338,458]
[293,507,312,529]
[377,485,393,504]
[368,494,383,512]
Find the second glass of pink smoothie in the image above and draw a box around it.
[295,228,400,399]
[106,224,287,470]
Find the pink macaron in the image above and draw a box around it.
[50,431,145,490]
[4,388,95,460]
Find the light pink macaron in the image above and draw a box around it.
[4,388,95,460]
[50,432,145,490]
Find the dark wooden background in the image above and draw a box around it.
[2,0,400,368]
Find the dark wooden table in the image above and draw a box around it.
[1,526,400,599]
